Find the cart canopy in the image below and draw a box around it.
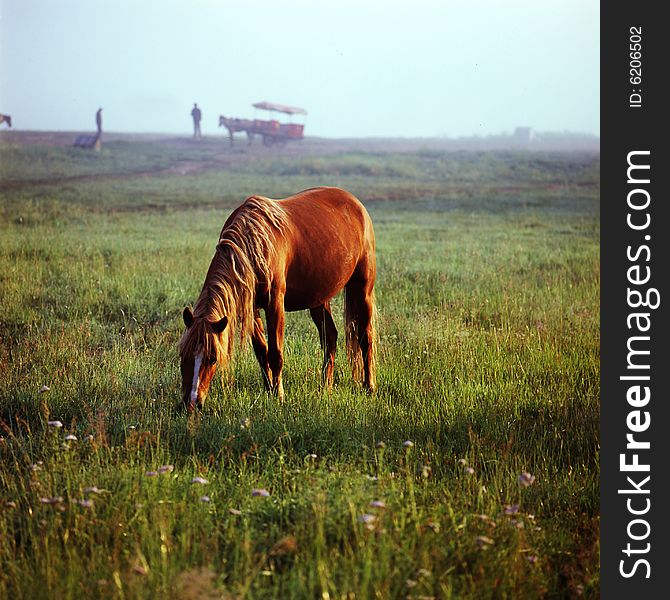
[252,101,308,116]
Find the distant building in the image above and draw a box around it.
[513,127,536,143]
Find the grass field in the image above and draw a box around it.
[0,135,600,599]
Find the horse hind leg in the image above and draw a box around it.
[358,291,377,394]
[309,302,338,390]
[345,271,377,394]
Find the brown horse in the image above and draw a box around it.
[179,186,376,411]
[0,114,12,127]
[219,116,254,146]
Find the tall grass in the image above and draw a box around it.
[0,141,599,598]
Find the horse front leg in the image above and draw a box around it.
[251,311,272,391]
[265,294,286,401]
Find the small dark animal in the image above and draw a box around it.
[73,133,101,150]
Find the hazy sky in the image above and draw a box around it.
[0,0,599,138]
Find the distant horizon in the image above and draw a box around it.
[0,127,600,140]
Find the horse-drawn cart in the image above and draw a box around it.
[219,102,307,146]
[251,102,306,146]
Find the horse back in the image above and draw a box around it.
[285,186,371,233]
[219,187,374,311]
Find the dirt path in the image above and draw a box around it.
[0,131,328,192]
[0,134,250,191]
[0,161,219,192]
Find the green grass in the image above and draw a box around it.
[0,139,599,599]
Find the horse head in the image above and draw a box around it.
[179,306,228,411]
[219,115,228,127]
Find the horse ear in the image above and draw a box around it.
[183,306,194,328]
[211,316,228,334]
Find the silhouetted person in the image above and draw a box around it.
[191,103,202,139]
[96,108,103,135]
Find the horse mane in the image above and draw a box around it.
[179,195,288,365]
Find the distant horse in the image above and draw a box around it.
[0,114,12,127]
[219,116,254,146]
[179,186,377,411]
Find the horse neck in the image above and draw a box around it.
[195,247,256,341]
[210,198,285,335]
[195,255,234,318]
